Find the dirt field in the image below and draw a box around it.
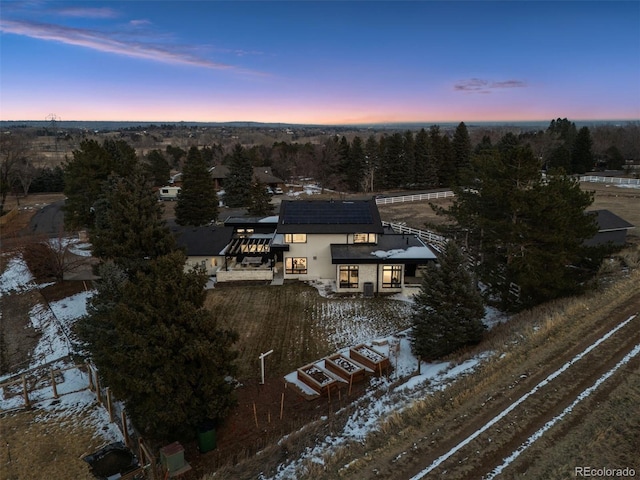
[0,408,109,480]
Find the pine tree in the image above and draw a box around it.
[571,127,594,174]
[175,146,218,226]
[90,169,175,272]
[452,122,472,186]
[247,181,274,216]
[413,128,438,188]
[145,149,171,187]
[411,241,485,360]
[224,144,253,207]
[445,141,598,311]
[63,139,137,229]
[363,135,380,192]
[77,252,239,441]
[346,136,366,192]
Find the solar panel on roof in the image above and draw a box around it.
[283,201,373,224]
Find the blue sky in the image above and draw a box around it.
[1,1,639,124]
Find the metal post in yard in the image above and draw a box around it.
[259,349,274,385]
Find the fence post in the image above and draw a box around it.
[22,375,30,408]
[50,368,58,399]
[106,387,114,422]
[121,410,130,447]
[95,375,102,403]
[86,361,94,391]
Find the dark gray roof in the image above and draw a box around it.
[590,209,634,232]
[278,199,384,234]
[171,225,234,256]
[331,234,436,264]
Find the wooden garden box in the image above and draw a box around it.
[297,363,340,396]
[324,354,366,383]
[349,344,390,375]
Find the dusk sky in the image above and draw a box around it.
[1,1,639,125]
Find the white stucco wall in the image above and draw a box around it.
[184,255,223,276]
[283,233,349,280]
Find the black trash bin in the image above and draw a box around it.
[197,420,217,453]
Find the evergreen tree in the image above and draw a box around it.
[346,136,366,192]
[403,130,416,187]
[90,169,176,272]
[411,241,485,360]
[77,252,238,440]
[363,135,380,192]
[603,145,625,170]
[247,181,274,216]
[571,126,594,174]
[145,149,171,187]
[175,146,218,226]
[63,139,137,229]
[452,122,472,185]
[547,145,572,171]
[413,128,438,188]
[224,144,253,207]
[380,132,406,188]
[445,143,598,311]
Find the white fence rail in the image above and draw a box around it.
[382,221,448,250]
[375,190,454,205]
[579,176,640,186]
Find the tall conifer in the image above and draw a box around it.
[175,146,218,226]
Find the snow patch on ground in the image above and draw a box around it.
[0,254,122,445]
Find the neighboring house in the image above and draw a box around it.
[209,165,284,191]
[585,209,635,247]
[172,225,234,276]
[276,199,436,294]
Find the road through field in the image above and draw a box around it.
[343,290,640,480]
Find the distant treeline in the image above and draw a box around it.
[149,119,638,193]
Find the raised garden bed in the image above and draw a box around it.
[349,344,390,375]
[324,354,366,383]
[297,363,340,396]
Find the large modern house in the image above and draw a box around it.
[275,200,436,294]
[172,199,437,295]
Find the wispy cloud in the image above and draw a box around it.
[129,19,152,27]
[0,18,262,74]
[54,7,118,19]
[454,78,527,94]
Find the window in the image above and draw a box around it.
[284,233,307,243]
[285,257,307,274]
[354,233,376,244]
[237,228,254,238]
[339,265,359,288]
[382,265,402,288]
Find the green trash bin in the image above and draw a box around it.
[197,421,216,453]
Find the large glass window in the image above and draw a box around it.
[284,233,307,243]
[285,257,307,274]
[339,265,359,288]
[354,233,376,244]
[382,265,402,288]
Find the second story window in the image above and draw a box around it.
[284,233,307,243]
[354,233,376,244]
